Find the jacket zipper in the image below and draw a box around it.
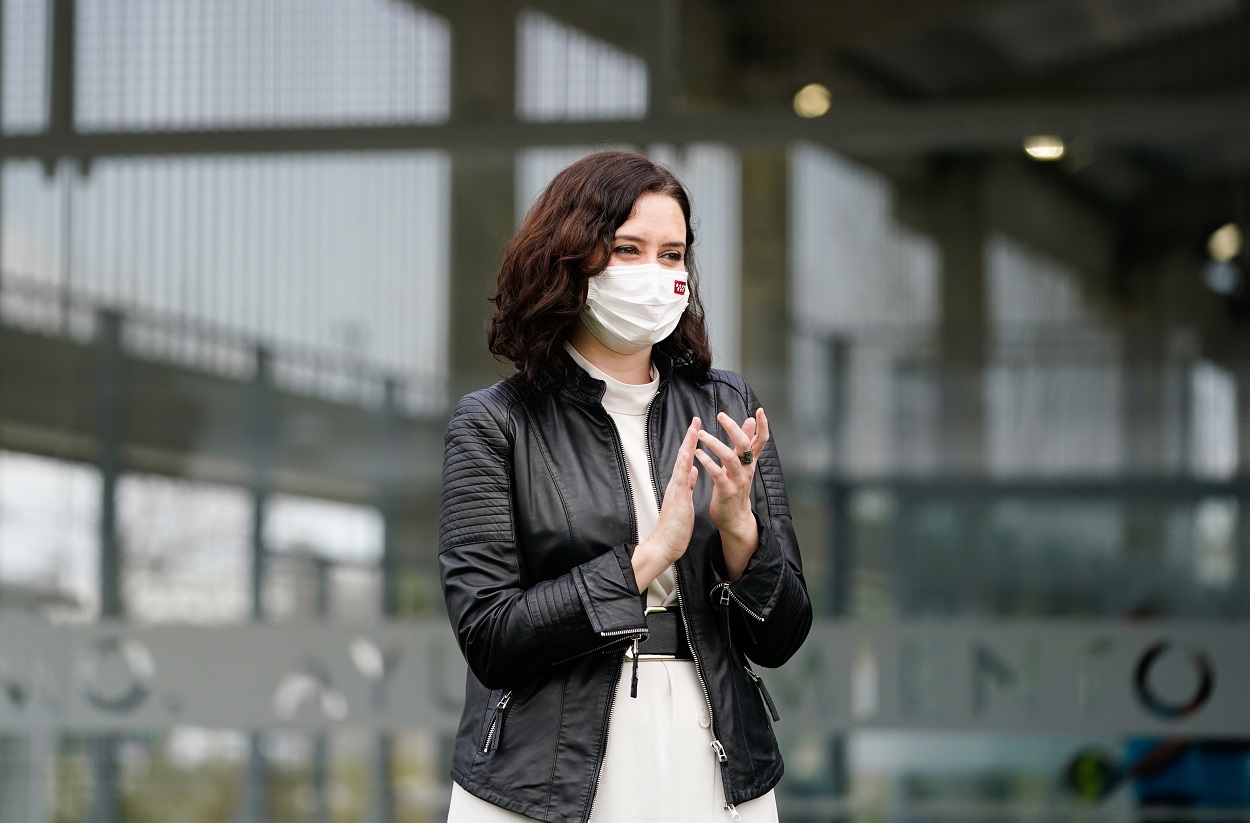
[711,580,765,622]
[584,401,652,822]
[655,403,740,821]
[641,395,658,514]
[480,690,513,753]
[583,654,625,822]
[674,572,736,812]
[744,666,781,722]
[557,410,650,674]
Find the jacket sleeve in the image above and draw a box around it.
[439,392,648,689]
[708,380,813,668]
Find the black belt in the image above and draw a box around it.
[630,606,691,660]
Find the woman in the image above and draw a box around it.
[439,151,811,823]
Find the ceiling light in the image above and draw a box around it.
[1208,223,1243,263]
[1023,135,1065,161]
[793,83,831,119]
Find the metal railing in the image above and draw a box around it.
[0,271,447,416]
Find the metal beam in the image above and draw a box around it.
[760,0,995,54]
[48,0,76,141]
[819,474,1250,501]
[415,0,643,56]
[5,93,1249,160]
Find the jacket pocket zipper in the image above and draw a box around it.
[480,690,513,754]
[744,667,780,722]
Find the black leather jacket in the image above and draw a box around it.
[439,350,812,822]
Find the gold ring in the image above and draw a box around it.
[738,449,753,465]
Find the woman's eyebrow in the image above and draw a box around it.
[613,233,686,249]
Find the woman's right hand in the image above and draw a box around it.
[632,417,701,591]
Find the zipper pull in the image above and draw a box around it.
[716,582,731,607]
[629,636,641,698]
[745,667,781,722]
[710,739,728,762]
[725,802,741,821]
[481,690,513,754]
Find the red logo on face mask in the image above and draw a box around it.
[674,281,686,295]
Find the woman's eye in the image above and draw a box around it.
[662,251,684,262]
[613,245,638,255]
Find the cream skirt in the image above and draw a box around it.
[448,658,778,823]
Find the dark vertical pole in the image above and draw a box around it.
[240,346,274,823]
[0,171,4,322]
[369,379,400,823]
[1121,328,1167,610]
[95,318,123,618]
[1235,345,1250,618]
[311,558,331,823]
[240,735,266,823]
[48,0,76,139]
[827,487,852,617]
[932,159,987,475]
[826,339,852,815]
[741,148,814,815]
[59,161,78,333]
[89,309,123,823]
[248,347,274,621]
[1173,340,1194,474]
[824,469,852,818]
[446,1,516,400]
[439,6,518,813]
[930,161,990,620]
[378,379,399,619]
[314,557,331,619]
[827,336,852,619]
[0,0,4,306]
[646,0,678,120]
[739,151,790,425]
[47,0,76,337]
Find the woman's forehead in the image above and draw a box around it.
[617,193,685,234]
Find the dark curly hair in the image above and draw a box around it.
[487,151,713,386]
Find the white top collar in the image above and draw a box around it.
[563,341,658,416]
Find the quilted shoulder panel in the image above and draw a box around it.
[438,382,524,552]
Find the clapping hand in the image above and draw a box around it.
[695,409,769,580]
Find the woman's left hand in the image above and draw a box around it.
[695,409,770,580]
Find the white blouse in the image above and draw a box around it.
[563,342,676,607]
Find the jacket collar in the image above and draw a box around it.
[557,346,689,407]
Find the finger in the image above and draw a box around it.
[716,412,753,453]
[742,417,757,441]
[666,422,702,497]
[674,419,700,467]
[752,408,770,452]
[696,429,737,465]
[694,448,728,481]
[687,465,698,488]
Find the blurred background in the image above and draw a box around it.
[1,0,1249,820]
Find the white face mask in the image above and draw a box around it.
[581,263,689,355]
